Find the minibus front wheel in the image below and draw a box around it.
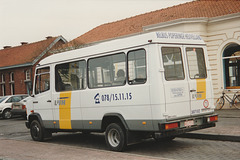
[30,120,52,141]
[30,120,44,141]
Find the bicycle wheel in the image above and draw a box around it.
[216,97,225,110]
[233,95,240,109]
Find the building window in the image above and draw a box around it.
[26,70,30,80]
[1,74,5,83]
[9,72,14,95]
[0,74,5,96]
[10,83,15,95]
[223,44,240,89]
[1,84,6,96]
[10,72,14,82]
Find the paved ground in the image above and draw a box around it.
[0,139,170,160]
[181,109,240,142]
[0,109,239,160]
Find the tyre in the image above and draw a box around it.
[2,109,12,119]
[30,120,52,141]
[105,123,127,152]
[233,95,240,109]
[216,97,224,110]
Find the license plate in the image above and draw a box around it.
[184,120,194,127]
[13,106,20,109]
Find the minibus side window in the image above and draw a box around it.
[127,49,147,85]
[161,47,185,81]
[88,53,126,88]
[55,60,87,92]
[35,67,50,95]
[186,48,207,79]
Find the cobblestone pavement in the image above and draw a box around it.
[128,137,240,160]
[1,109,240,160]
[1,133,240,160]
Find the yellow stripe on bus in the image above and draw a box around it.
[196,79,206,100]
[59,92,72,129]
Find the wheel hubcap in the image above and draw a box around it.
[32,124,40,138]
[4,111,11,119]
[108,128,120,147]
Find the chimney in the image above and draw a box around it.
[21,42,28,45]
[3,46,11,49]
[46,36,53,39]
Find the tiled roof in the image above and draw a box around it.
[0,37,65,69]
[72,0,240,45]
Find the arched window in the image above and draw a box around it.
[223,44,240,89]
[10,72,14,82]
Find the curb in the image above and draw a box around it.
[178,133,240,142]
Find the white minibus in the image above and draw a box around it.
[25,31,218,151]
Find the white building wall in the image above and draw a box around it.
[143,13,240,101]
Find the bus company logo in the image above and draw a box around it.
[94,93,100,104]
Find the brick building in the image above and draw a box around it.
[70,0,240,100]
[0,36,67,96]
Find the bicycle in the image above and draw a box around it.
[215,90,240,110]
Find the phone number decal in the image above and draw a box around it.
[94,92,132,104]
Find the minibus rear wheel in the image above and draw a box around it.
[105,123,127,152]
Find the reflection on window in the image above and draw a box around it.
[88,53,126,88]
[55,61,87,92]
[35,67,50,95]
[186,48,207,79]
[162,47,184,81]
[128,49,147,84]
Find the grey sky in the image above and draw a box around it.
[0,0,193,48]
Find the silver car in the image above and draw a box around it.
[0,95,28,119]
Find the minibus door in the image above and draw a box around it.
[33,67,54,128]
[160,46,191,119]
[184,46,211,115]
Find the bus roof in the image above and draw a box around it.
[39,31,205,66]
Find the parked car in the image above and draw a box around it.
[0,95,28,119]
[11,97,29,119]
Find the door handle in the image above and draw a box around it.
[47,100,51,103]
[190,89,196,92]
[33,101,38,104]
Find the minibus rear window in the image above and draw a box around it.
[161,47,185,81]
[186,48,207,79]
